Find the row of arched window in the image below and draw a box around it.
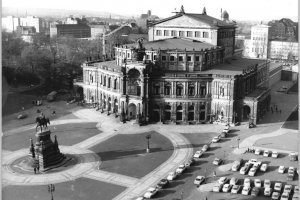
[153,83,207,96]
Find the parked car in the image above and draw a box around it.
[221,184,232,192]
[156,179,169,190]
[278,166,286,173]
[135,196,145,200]
[212,136,220,143]
[292,193,299,200]
[289,152,298,161]
[272,151,279,158]
[193,150,204,159]
[218,177,228,185]
[254,179,262,188]
[167,172,177,181]
[272,191,280,200]
[260,163,268,172]
[231,159,243,171]
[248,159,260,165]
[283,185,292,194]
[288,172,295,181]
[264,150,270,157]
[143,187,158,199]
[231,185,242,194]
[264,187,273,197]
[294,185,299,193]
[213,158,223,166]
[201,145,209,152]
[244,178,251,187]
[240,163,252,175]
[222,126,230,133]
[176,164,186,174]
[229,177,238,185]
[264,179,271,188]
[280,192,290,200]
[274,182,283,192]
[242,186,251,195]
[212,183,223,192]
[248,167,258,176]
[194,176,205,186]
[288,166,295,173]
[251,187,260,196]
[255,149,262,155]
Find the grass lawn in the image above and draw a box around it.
[2,177,126,200]
[89,131,173,178]
[2,122,100,151]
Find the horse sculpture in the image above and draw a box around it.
[36,116,50,132]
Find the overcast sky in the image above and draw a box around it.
[3,0,298,21]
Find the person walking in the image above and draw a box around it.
[34,168,36,174]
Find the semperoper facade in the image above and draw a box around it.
[75,7,271,125]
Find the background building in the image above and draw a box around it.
[2,15,44,33]
[268,18,298,41]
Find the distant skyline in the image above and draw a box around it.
[2,0,298,21]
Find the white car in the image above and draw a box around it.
[135,197,144,200]
[167,172,177,181]
[218,177,228,185]
[272,151,279,158]
[212,136,220,143]
[260,163,268,172]
[288,167,295,173]
[194,176,205,185]
[278,166,285,173]
[283,185,292,194]
[292,193,299,200]
[274,182,283,192]
[248,167,258,176]
[248,159,259,165]
[242,186,251,195]
[201,145,209,152]
[231,159,243,171]
[229,177,238,185]
[264,179,271,188]
[244,178,251,187]
[222,184,232,192]
[212,158,223,166]
[264,187,273,196]
[254,179,262,188]
[143,187,158,199]
[175,164,186,174]
[193,150,204,159]
[294,185,299,193]
[222,126,230,133]
[255,149,262,155]
[212,183,223,192]
[231,185,242,194]
[281,192,290,200]
[272,191,280,200]
[264,150,270,157]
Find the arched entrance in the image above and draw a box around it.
[128,103,137,120]
[188,105,194,121]
[153,104,160,122]
[108,97,112,112]
[243,105,251,121]
[113,99,118,113]
[164,104,171,121]
[176,105,183,121]
[127,69,141,96]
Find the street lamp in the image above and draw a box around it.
[48,184,55,200]
[146,134,151,153]
[237,137,240,149]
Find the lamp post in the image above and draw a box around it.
[237,137,240,149]
[48,184,55,200]
[146,134,151,153]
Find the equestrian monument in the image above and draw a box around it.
[30,115,66,171]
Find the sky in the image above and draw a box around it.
[2,0,299,21]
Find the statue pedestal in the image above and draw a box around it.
[34,129,65,171]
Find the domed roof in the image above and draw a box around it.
[222,10,229,20]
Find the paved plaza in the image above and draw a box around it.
[2,80,298,200]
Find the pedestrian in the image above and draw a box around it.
[37,165,40,173]
[275,105,278,112]
[34,168,36,174]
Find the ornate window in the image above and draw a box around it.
[171,30,177,36]
[156,30,161,36]
[103,76,106,86]
[188,84,195,96]
[200,83,206,96]
[154,84,160,95]
[164,83,171,95]
[108,77,111,88]
[176,84,183,96]
[220,86,225,96]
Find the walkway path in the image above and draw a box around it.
[2,108,193,200]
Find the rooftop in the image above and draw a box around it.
[126,37,217,51]
[201,58,267,76]
[152,13,236,28]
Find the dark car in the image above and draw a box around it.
[251,187,260,196]
[156,179,169,190]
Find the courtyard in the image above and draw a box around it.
[2,80,298,200]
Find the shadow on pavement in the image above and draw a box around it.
[167,181,185,188]
[153,189,176,198]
